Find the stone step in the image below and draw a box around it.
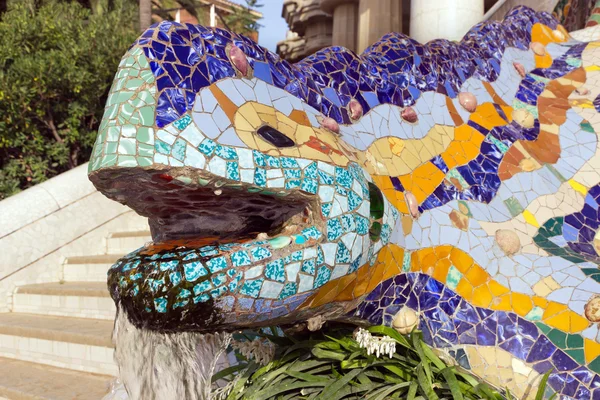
[0,356,112,399]
[13,282,115,320]
[106,230,151,254]
[0,313,116,376]
[62,254,122,283]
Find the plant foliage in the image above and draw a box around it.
[0,0,138,199]
[224,0,262,36]
[0,0,263,200]
[214,325,552,400]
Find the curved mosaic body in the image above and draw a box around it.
[89,6,600,398]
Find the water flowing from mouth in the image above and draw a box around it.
[110,306,232,400]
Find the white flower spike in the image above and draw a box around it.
[353,328,396,358]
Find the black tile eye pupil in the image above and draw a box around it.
[257,125,295,148]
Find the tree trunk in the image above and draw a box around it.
[139,0,152,32]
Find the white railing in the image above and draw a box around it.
[0,163,146,311]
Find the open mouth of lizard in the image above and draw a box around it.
[95,166,320,247]
[92,166,326,332]
[147,179,315,246]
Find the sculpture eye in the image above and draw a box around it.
[368,183,384,220]
[257,125,295,148]
[368,183,384,242]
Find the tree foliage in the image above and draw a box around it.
[0,0,262,200]
[0,0,138,199]
[224,0,262,36]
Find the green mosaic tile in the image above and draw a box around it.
[137,127,154,144]
[140,69,154,83]
[125,78,144,90]
[524,306,543,321]
[565,349,585,365]
[139,106,155,126]
[402,251,411,272]
[137,89,155,105]
[121,125,136,138]
[512,99,539,118]
[172,139,186,161]
[117,155,138,167]
[535,322,552,335]
[446,169,469,189]
[581,120,595,133]
[118,138,137,155]
[105,142,118,154]
[545,164,566,182]
[589,356,600,373]
[137,156,153,167]
[567,334,584,348]
[88,45,156,172]
[504,196,524,217]
[446,265,462,290]
[547,328,567,348]
[487,134,509,154]
[99,154,117,168]
[106,126,120,141]
[138,143,154,158]
[590,13,600,24]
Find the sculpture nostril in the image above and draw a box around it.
[318,116,340,134]
[228,44,248,76]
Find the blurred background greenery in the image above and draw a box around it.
[0,0,261,199]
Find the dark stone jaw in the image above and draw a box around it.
[90,166,312,243]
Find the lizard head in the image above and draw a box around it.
[88,21,400,332]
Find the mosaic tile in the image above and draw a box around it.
[85,6,600,399]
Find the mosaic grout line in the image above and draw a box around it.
[88,5,600,399]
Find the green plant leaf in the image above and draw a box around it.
[535,370,552,400]
[474,383,500,399]
[228,364,258,400]
[340,358,369,369]
[311,348,347,361]
[407,381,419,400]
[325,335,359,351]
[289,360,332,373]
[367,325,411,348]
[249,381,330,400]
[211,363,248,383]
[440,367,463,400]
[251,361,279,381]
[369,382,412,400]
[416,362,438,400]
[505,386,513,400]
[217,323,519,400]
[314,368,362,400]
[357,372,373,385]
[382,364,413,380]
[420,343,446,371]
[455,370,481,387]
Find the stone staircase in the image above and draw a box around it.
[0,229,151,400]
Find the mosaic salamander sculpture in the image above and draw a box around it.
[90,6,600,399]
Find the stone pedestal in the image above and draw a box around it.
[357,0,402,53]
[279,0,333,60]
[322,0,358,52]
[410,0,484,43]
[304,20,334,54]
